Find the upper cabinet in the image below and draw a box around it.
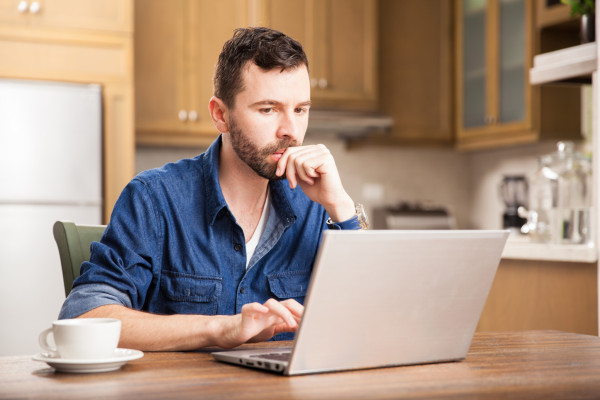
[374,0,453,145]
[456,0,536,149]
[254,0,377,110]
[455,0,581,150]
[135,0,252,147]
[0,0,131,32]
[135,0,378,147]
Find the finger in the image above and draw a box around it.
[264,298,297,328]
[291,154,315,185]
[286,147,322,185]
[277,148,300,188]
[280,299,304,318]
[241,302,269,315]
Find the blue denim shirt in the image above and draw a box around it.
[59,136,360,340]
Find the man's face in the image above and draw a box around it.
[225,62,311,180]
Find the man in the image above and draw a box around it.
[59,27,366,351]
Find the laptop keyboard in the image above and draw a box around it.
[249,352,291,362]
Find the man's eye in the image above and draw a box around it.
[260,108,274,114]
[295,107,308,114]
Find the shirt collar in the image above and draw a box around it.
[202,134,298,228]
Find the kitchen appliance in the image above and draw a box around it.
[499,175,528,230]
[372,202,456,230]
[0,79,102,356]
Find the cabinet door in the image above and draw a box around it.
[263,0,376,110]
[0,0,132,33]
[313,0,376,109]
[188,0,250,135]
[456,0,536,149]
[134,0,187,135]
[135,0,251,146]
[376,0,453,144]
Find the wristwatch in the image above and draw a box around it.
[327,203,369,230]
[355,203,369,230]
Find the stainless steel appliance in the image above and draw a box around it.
[0,79,102,356]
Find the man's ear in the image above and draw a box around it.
[208,96,229,133]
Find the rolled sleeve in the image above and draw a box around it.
[326,215,361,230]
[58,283,132,319]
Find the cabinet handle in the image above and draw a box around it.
[188,110,198,122]
[484,115,498,125]
[310,78,318,88]
[29,1,40,14]
[178,110,188,122]
[17,1,28,13]
[318,78,328,89]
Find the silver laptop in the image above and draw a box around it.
[212,229,509,375]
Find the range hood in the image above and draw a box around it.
[307,109,394,140]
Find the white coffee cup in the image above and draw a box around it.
[39,318,121,360]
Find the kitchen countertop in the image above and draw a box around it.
[502,233,597,263]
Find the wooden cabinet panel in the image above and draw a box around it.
[478,259,598,335]
[135,0,251,146]
[455,0,581,150]
[0,0,132,33]
[189,0,251,130]
[536,0,572,28]
[374,0,453,144]
[0,34,129,81]
[134,0,186,135]
[313,0,377,109]
[260,0,377,110]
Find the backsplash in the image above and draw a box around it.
[135,135,471,228]
[136,136,584,231]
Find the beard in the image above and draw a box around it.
[228,117,300,180]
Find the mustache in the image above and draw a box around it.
[260,138,301,155]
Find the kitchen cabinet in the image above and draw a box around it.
[477,258,598,335]
[455,0,580,150]
[0,0,131,32]
[0,0,134,221]
[258,0,377,111]
[135,0,253,147]
[373,0,453,145]
[135,0,378,147]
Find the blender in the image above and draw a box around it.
[499,175,528,231]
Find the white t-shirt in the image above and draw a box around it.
[245,189,271,268]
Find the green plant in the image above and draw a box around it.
[561,0,595,17]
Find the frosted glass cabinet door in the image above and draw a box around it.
[499,0,525,124]
[462,0,487,129]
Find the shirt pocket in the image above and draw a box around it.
[160,270,222,315]
[267,269,311,304]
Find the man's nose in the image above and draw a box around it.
[276,111,299,141]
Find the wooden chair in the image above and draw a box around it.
[53,221,106,296]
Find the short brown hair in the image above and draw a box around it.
[213,27,309,108]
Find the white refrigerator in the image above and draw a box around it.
[0,79,103,356]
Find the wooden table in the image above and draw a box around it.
[2,330,600,399]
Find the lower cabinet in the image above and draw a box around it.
[477,259,598,335]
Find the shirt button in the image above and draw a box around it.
[239,287,245,294]
[234,243,242,252]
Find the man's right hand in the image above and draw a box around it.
[217,298,304,348]
[78,298,303,351]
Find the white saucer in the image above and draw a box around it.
[33,348,144,373]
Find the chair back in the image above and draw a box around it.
[53,221,106,296]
